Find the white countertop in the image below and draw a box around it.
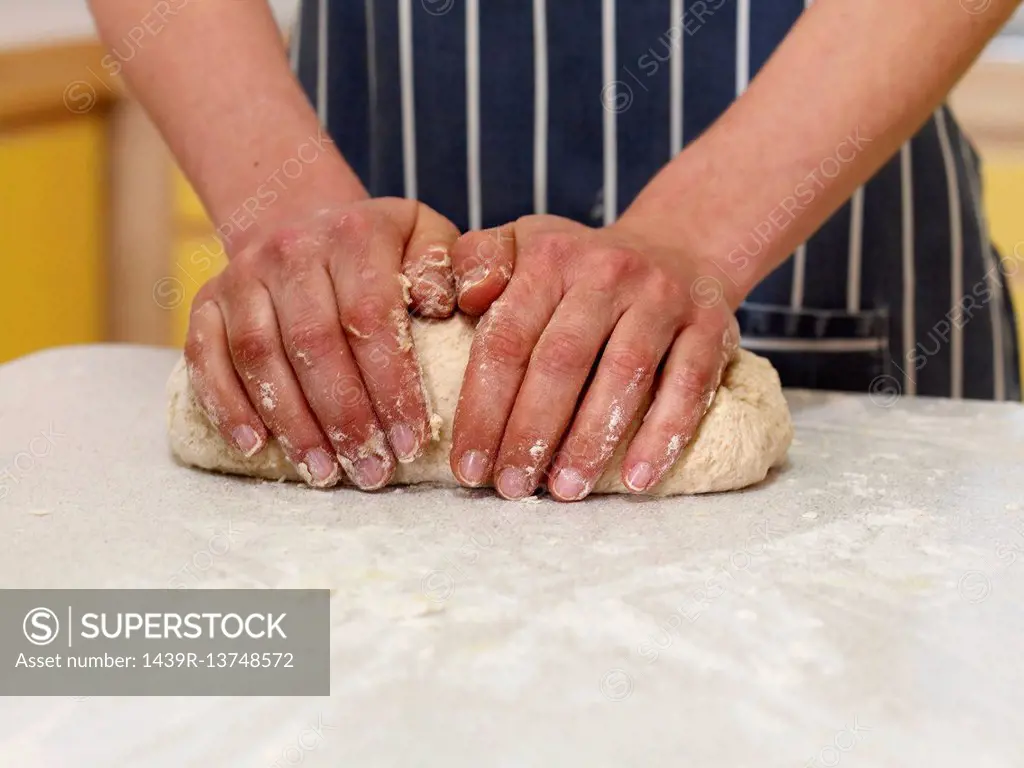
[0,344,1023,766]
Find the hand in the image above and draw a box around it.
[448,214,740,501]
[184,199,459,489]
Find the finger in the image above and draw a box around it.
[450,225,516,315]
[184,299,269,457]
[622,314,739,493]
[491,289,620,500]
[403,203,460,318]
[263,256,396,491]
[328,211,431,464]
[545,307,678,502]
[220,277,342,488]
[449,265,563,489]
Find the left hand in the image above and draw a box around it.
[448,214,741,501]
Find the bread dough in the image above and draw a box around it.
[167,314,792,495]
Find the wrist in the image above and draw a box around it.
[619,134,808,309]
[206,140,369,256]
[616,155,761,310]
[221,181,370,258]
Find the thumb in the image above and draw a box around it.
[450,224,516,316]
[402,202,461,318]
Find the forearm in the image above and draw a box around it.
[88,0,367,251]
[623,0,1021,306]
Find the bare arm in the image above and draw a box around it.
[623,0,1022,304]
[89,0,462,490]
[446,0,1021,500]
[88,0,366,252]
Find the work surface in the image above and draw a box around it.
[1,345,1023,767]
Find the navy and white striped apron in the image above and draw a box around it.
[292,0,1021,401]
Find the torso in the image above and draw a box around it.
[293,0,1020,400]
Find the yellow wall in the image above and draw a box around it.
[170,234,227,344]
[0,117,106,362]
[983,161,1024,357]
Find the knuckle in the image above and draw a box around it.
[362,343,398,374]
[723,315,741,350]
[263,228,311,265]
[527,231,576,263]
[183,303,219,365]
[605,246,640,272]
[326,412,372,451]
[480,313,533,363]
[340,293,388,338]
[286,319,339,361]
[693,311,734,354]
[327,207,379,245]
[506,433,552,467]
[222,252,259,288]
[645,270,683,305]
[182,329,207,368]
[603,347,656,384]
[533,329,592,378]
[668,365,710,401]
[589,247,639,290]
[191,280,218,310]
[555,426,600,466]
[229,325,277,368]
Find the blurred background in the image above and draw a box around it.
[1,2,1023,391]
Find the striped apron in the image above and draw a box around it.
[292,0,1021,401]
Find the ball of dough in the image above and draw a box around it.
[167,314,792,496]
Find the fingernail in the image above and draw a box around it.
[231,425,262,457]
[496,467,531,500]
[625,462,654,492]
[353,456,388,490]
[551,468,589,501]
[389,423,419,462]
[458,450,488,486]
[303,448,340,487]
[457,266,489,298]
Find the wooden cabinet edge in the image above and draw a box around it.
[0,40,123,129]
[107,99,175,346]
[951,61,1024,158]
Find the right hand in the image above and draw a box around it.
[184,198,460,490]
